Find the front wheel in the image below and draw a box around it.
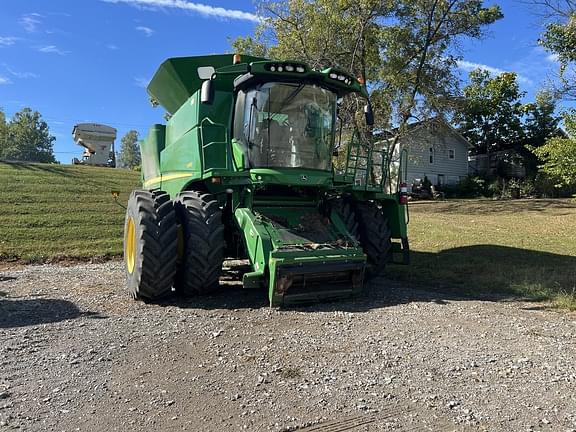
[124,190,178,300]
[354,202,392,277]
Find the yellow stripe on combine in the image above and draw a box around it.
[143,172,193,188]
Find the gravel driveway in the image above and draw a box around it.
[1,262,575,431]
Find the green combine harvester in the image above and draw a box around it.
[124,54,409,307]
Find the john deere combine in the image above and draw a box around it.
[124,54,409,306]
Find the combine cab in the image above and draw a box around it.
[72,123,117,167]
[123,54,409,307]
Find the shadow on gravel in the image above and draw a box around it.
[0,298,101,328]
[153,245,576,312]
[0,276,17,282]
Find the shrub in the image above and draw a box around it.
[457,175,486,198]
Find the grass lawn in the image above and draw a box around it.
[0,161,140,262]
[1,161,575,309]
[387,199,576,310]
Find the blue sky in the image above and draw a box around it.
[0,0,563,163]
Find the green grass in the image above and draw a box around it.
[1,162,575,309]
[387,199,576,310]
[0,161,140,262]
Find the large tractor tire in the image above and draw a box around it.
[174,191,225,296]
[331,197,359,240]
[124,190,178,300]
[354,202,392,277]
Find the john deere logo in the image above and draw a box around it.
[300,175,308,181]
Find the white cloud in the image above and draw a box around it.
[102,0,260,23]
[20,13,42,33]
[106,44,119,50]
[456,60,506,75]
[546,53,559,63]
[135,25,155,37]
[0,75,12,85]
[456,60,533,85]
[0,37,18,47]
[5,66,38,79]
[134,77,149,88]
[37,45,69,55]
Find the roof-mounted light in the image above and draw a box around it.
[327,69,354,86]
[233,54,241,64]
[264,62,306,73]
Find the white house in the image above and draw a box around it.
[395,118,470,189]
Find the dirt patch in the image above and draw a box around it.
[1,262,575,431]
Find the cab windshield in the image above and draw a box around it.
[234,82,337,171]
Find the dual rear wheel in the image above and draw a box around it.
[123,189,224,300]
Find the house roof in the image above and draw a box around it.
[401,118,472,147]
[375,117,471,148]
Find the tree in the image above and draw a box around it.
[0,108,56,163]
[531,0,575,99]
[456,72,562,178]
[532,109,576,186]
[117,130,141,169]
[232,0,503,162]
[0,109,7,152]
[455,69,526,156]
[522,90,561,176]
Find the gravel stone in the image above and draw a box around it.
[0,261,575,431]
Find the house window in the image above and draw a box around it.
[448,149,455,160]
[429,147,434,164]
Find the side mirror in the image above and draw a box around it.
[364,104,374,126]
[201,79,214,105]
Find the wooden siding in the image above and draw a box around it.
[401,125,469,187]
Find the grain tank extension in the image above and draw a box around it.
[123,54,410,306]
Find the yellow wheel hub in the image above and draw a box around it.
[126,217,137,274]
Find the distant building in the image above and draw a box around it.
[468,149,526,178]
[390,118,470,190]
[468,128,568,179]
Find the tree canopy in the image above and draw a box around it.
[0,108,56,163]
[232,0,503,159]
[532,109,576,186]
[534,0,575,99]
[455,69,526,156]
[455,71,561,177]
[117,130,141,170]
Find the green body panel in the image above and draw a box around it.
[148,54,268,114]
[137,53,409,306]
[140,124,165,181]
[249,168,333,188]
